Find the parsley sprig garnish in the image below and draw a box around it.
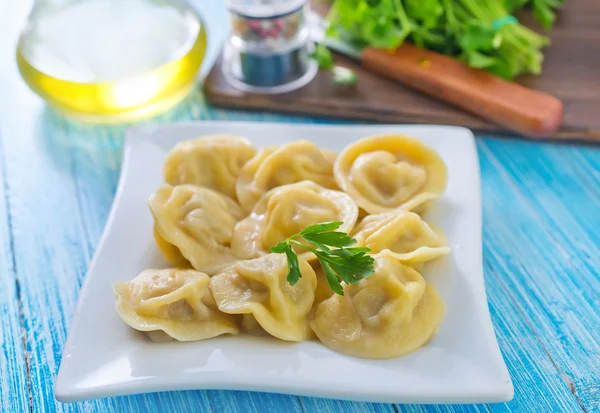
[270,222,375,295]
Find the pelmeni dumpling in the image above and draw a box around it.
[236,141,338,211]
[163,134,256,200]
[149,184,245,275]
[114,269,239,341]
[334,135,447,214]
[353,211,450,264]
[231,181,358,260]
[310,252,445,359]
[239,314,268,336]
[209,254,317,342]
[153,225,191,268]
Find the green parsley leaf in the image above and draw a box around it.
[328,246,371,258]
[342,246,371,254]
[302,231,356,248]
[320,260,345,295]
[269,221,375,295]
[300,221,343,235]
[270,240,290,254]
[323,251,375,285]
[284,244,302,286]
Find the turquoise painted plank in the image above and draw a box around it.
[478,140,599,412]
[2,108,80,412]
[299,397,397,413]
[300,401,488,413]
[557,146,600,201]
[0,138,30,413]
[399,406,489,412]
[0,1,31,410]
[482,257,582,413]
[482,138,600,295]
[207,391,304,413]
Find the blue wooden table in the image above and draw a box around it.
[1,1,600,413]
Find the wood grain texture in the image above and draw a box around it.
[0,2,32,411]
[0,133,30,413]
[204,0,600,142]
[478,140,600,412]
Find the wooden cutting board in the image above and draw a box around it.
[205,0,600,142]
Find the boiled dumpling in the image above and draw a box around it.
[149,184,244,275]
[320,148,338,166]
[236,141,338,211]
[114,269,239,341]
[334,135,447,214]
[353,211,450,264]
[310,252,445,359]
[153,225,191,268]
[163,134,256,200]
[231,181,358,260]
[239,314,269,336]
[209,253,317,342]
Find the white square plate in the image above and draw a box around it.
[55,122,513,404]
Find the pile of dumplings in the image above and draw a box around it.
[114,133,450,359]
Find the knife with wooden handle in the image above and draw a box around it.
[310,14,564,138]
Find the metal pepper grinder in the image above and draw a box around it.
[223,0,318,94]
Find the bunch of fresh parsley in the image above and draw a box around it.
[270,222,375,295]
[322,0,564,80]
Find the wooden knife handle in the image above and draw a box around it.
[361,44,563,137]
